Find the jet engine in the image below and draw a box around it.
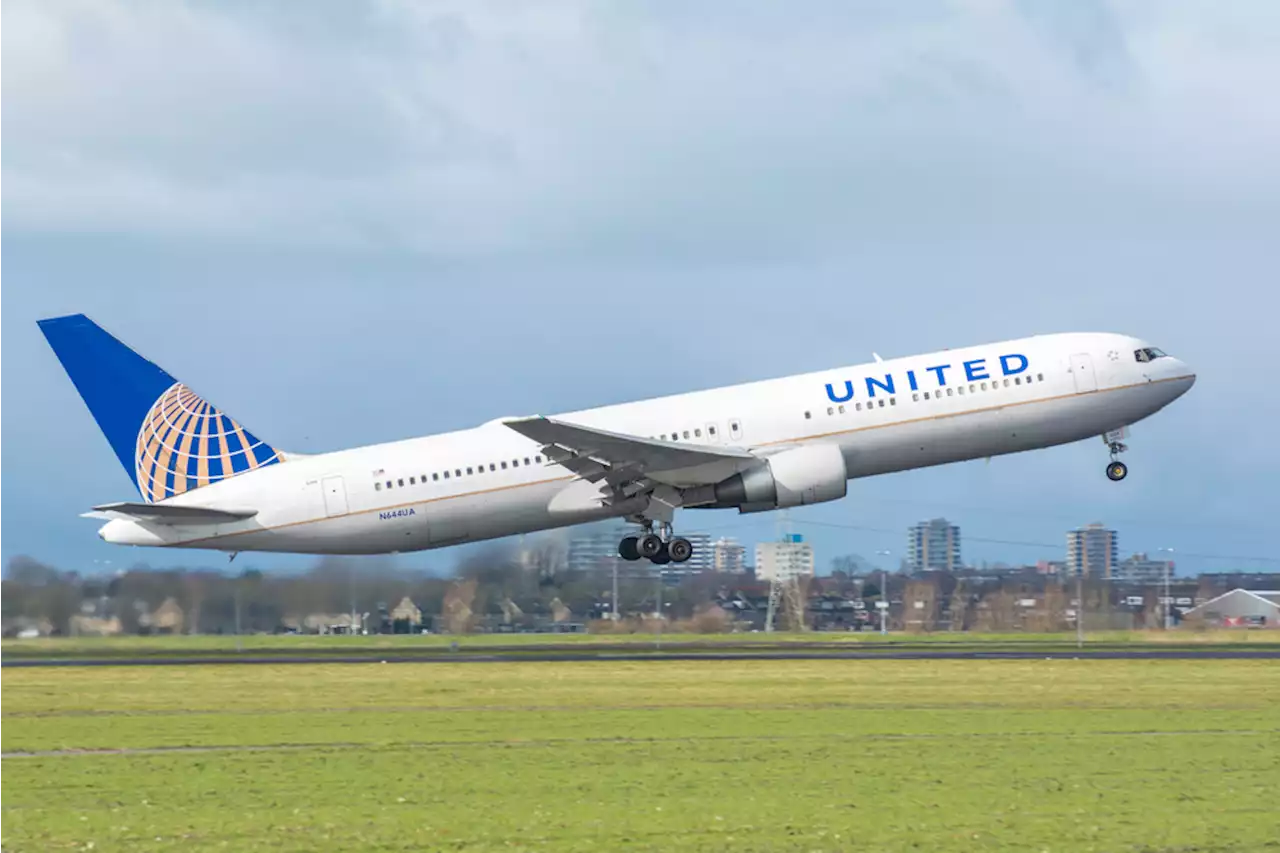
[709,443,848,512]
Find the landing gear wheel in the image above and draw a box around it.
[1106,460,1128,481]
[618,536,641,561]
[667,537,693,564]
[649,543,671,565]
[637,533,664,559]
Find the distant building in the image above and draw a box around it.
[390,596,423,627]
[1113,553,1174,585]
[567,525,630,573]
[907,518,961,573]
[756,535,815,581]
[1066,523,1118,578]
[713,537,747,573]
[1182,589,1280,627]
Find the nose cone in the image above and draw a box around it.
[1164,358,1196,400]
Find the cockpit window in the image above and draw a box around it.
[1134,347,1168,363]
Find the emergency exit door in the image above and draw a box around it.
[322,476,349,517]
[1070,353,1098,393]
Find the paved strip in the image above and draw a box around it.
[5,648,1280,667]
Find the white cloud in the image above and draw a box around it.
[3,0,1278,256]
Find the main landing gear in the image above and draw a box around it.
[1105,433,1129,482]
[618,521,693,565]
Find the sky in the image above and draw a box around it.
[3,0,1278,577]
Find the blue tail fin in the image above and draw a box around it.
[38,314,285,502]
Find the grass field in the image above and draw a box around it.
[6,628,1279,661]
[4,659,1278,852]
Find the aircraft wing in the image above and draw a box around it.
[82,502,258,526]
[502,416,757,494]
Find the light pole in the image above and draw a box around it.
[1075,567,1084,649]
[233,575,242,653]
[612,562,620,622]
[876,550,892,635]
[1158,547,1174,630]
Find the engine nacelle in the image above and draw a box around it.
[711,443,848,511]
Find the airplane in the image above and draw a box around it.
[38,314,1195,565]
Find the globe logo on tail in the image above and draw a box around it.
[135,383,282,503]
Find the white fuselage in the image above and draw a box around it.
[98,332,1195,554]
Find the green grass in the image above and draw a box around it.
[4,659,1279,852]
[6,628,1279,660]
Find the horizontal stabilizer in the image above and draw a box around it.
[84,502,258,526]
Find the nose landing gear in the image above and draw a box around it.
[1103,430,1129,481]
[617,521,693,565]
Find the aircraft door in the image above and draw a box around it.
[321,476,349,517]
[1070,353,1098,394]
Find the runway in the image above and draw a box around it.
[6,647,1279,667]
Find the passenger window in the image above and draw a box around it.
[969,384,975,393]
[708,426,717,436]
[958,386,965,395]
[444,471,451,479]
[1003,379,1010,387]
[924,392,931,400]
[981,382,988,391]
[410,477,416,485]
[838,405,845,414]
[695,428,702,437]
[433,473,440,481]
[912,393,919,402]
[466,467,473,475]
[535,455,542,463]
[489,463,496,472]
[878,399,885,408]
[804,411,812,420]
[524,457,531,466]
[375,482,382,491]
[660,434,667,441]
[683,430,690,439]
[856,403,863,411]
[826,407,833,416]
[1037,373,1044,382]
[385,480,393,489]
[889,398,896,406]
[946,388,953,397]
[1015,376,1021,385]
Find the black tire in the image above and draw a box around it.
[1106,460,1128,481]
[638,533,664,558]
[667,537,693,563]
[618,536,641,561]
[649,543,671,565]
